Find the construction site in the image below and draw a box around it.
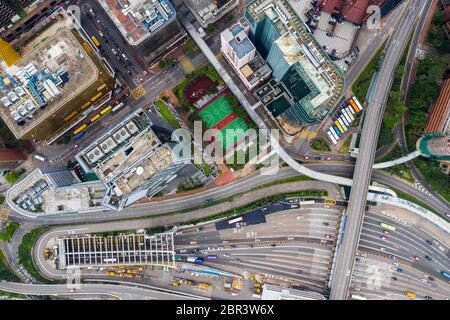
[0,8,114,141]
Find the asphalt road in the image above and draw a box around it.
[0,281,206,300]
[330,0,425,300]
[7,163,450,227]
[350,210,450,300]
[173,204,342,293]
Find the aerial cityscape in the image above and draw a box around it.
[0,0,448,305]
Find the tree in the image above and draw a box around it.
[184,40,196,54]
[205,23,216,33]
[5,171,21,185]
[383,115,397,129]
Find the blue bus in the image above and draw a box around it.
[74,131,86,140]
[333,126,343,137]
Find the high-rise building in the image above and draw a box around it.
[220,18,271,90]
[97,0,185,61]
[185,0,239,27]
[245,0,344,128]
[0,9,115,142]
[75,108,188,211]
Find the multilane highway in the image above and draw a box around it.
[350,210,450,300]
[330,0,425,300]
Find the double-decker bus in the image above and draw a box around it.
[352,96,363,111]
[332,125,343,137]
[340,114,350,127]
[344,107,355,121]
[334,121,344,134]
[346,105,355,115]
[327,131,338,145]
[73,124,88,135]
[380,222,396,231]
[329,128,340,141]
[349,98,361,113]
[337,118,348,132]
[342,109,352,123]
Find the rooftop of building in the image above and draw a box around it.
[76,109,182,210]
[424,78,450,134]
[239,54,272,85]
[0,10,100,139]
[316,0,389,25]
[246,0,344,123]
[5,168,106,216]
[97,0,176,46]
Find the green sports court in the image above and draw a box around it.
[215,117,249,151]
[198,93,250,151]
[199,95,233,129]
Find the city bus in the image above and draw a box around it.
[352,96,364,111]
[337,118,348,132]
[334,121,344,134]
[340,114,350,127]
[342,109,352,124]
[90,114,101,123]
[327,131,338,145]
[100,105,112,115]
[348,98,361,113]
[345,107,355,121]
[228,216,243,225]
[329,128,340,141]
[380,222,396,231]
[73,124,88,135]
[91,36,101,47]
[333,125,343,137]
